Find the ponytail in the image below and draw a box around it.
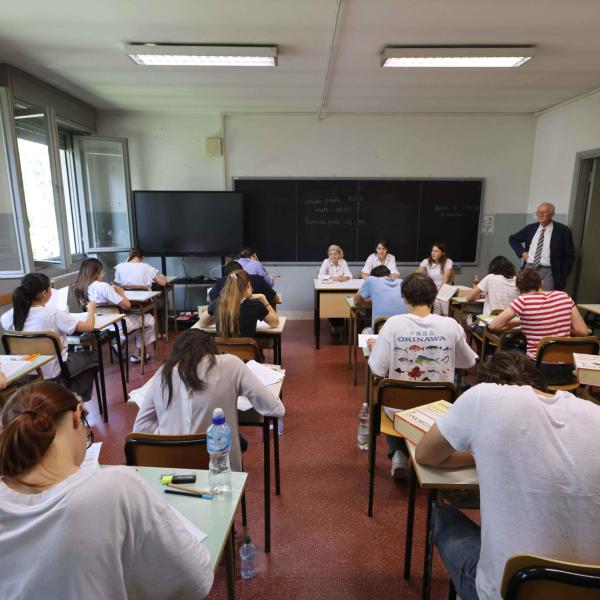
[0,382,79,480]
[216,270,251,337]
[72,258,104,307]
[12,273,51,330]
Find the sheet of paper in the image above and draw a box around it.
[170,505,208,543]
[81,442,102,469]
[256,320,272,330]
[383,406,400,422]
[358,334,378,348]
[0,359,35,379]
[46,286,69,312]
[436,284,458,302]
[125,290,157,301]
[237,396,253,411]
[245,360,284,385]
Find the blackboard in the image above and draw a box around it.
[236,178,483,263]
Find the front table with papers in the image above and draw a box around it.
[313,278,363,349]
[135,466,247,600]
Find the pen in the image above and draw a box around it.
[167,482,212,495]
[165,489,213,500]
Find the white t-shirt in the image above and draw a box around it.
[0,306,80,379]
[115,261,159,287]
[437,383,600,600]
[419,258,454,287]
[87,281,124,306]
[361,253,398,276]
[477,274,518,315]
[368,313,476,382]
[0,467,213,600]
[318,258,352,280]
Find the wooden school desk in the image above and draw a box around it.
[128,365,285,554]
[0,354,52,385]
[313,279,363,349]
[578,304,600,332]
[136,466,247,600]
[197,317,287,366]
[449,295,484,326]
[405,441,479,600]
[124,290,161,374]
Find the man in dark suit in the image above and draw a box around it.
[508,202,575,291]
[208,261,277,305]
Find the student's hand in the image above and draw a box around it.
[521,251,529,262]
[367,338,377,352]
[332,275,344,282]
[87,301,97,314]
[0,371,7,390]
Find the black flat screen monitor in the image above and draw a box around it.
[133,191,244,255]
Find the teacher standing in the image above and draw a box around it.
[508,202,575,291]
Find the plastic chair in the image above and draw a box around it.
[535,336,599,392]
[501,554,600,600]
[1,330,103,417]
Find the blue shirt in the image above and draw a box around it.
[359,276,407,327]
[238,257,274,287]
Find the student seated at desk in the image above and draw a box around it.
[114,248,167,288]
[0,273,97,401]
[0,382,213,600]
[238,246,275,288]
[360,240,400,279]
[318,244,352,281]
[367,273,477,478]
[465,255,518,317]
[353,265,407,331]
[417,242,454,288]
[133,330,284,471]
[489,267,587,361]
[198,270,278,339]
[208,261,276,306]
[73,258,156,364]
[416,351,600,600]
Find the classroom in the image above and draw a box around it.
[1,2,600,599]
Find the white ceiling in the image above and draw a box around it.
[1,0,600,114]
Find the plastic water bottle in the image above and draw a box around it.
[357,402,369,450]
[277,417,284,436]
[207,408,232,494]
[239,536,256,579]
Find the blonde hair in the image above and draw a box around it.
[217,270,251,337]
[327,244,344,259]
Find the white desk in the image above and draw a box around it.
[313,278,363,348]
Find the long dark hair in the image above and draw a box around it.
[217,270,251,337]
[428,241,448,273]
[72,258,104,306]
[488,255,516,279]
[0,382,80,480]
[476,351,547,391]
[12,273,51,330]
[161,329,218,407]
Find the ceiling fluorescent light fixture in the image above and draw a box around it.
[126,44,277,66]
[381,46,535,68]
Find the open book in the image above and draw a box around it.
[393,400,452,446]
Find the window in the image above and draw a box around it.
[59,139,84,257]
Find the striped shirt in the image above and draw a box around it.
[510,291,574,359]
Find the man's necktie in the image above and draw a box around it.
[533,227,545,267]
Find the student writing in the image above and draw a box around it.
[73,258,156,364]
[0,273,98,401]
[133,329,285,471]
[0,382,213,600]
[114,248,167,287]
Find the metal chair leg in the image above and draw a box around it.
[94,372,102,415]
[241,491,248,527]
[273,417,281,496]
[367,414,377,517]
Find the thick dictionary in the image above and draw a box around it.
[573,353,600,386]
[393,400,452,445]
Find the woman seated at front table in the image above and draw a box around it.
[0,273,97,401]
[198,269,279,338]
[114,248,167,288]
[360,240,400,279]
[133,329,285,471]
[318,244,352,282]
[416,242,453,288]
[73,258,155,364]
[0,382,213,599]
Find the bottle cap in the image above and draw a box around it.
[212,407,225,425]
[362,402,367,408]
[243,535,251,544]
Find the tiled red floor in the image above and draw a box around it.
[93,320,453,599]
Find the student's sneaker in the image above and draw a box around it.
[130,353,151,364]
[391,450,408,480]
